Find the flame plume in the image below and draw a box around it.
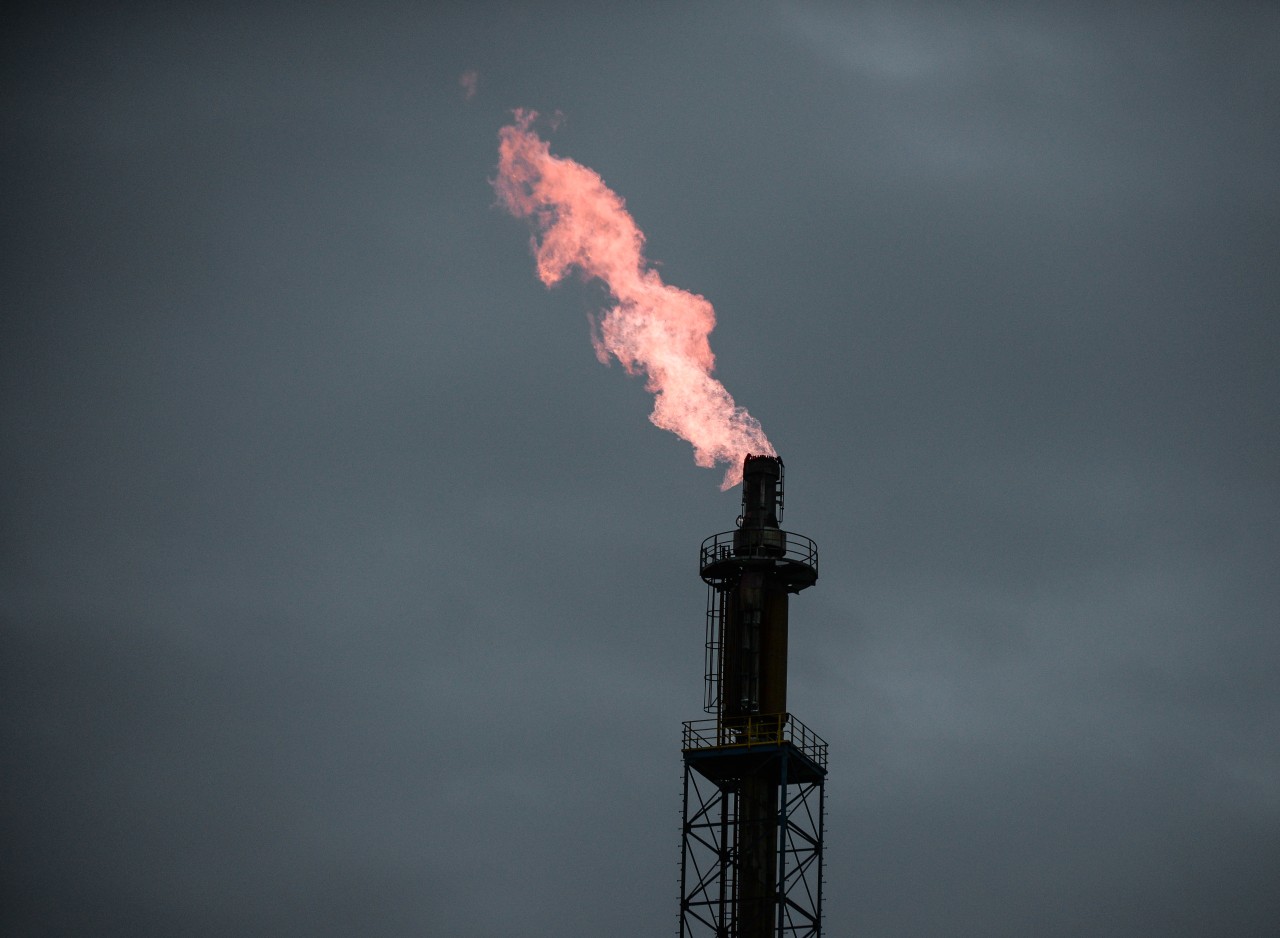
[494,110,774,489]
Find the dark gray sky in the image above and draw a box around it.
[4,3,1278,936]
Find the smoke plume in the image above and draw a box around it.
[493,110,774,489]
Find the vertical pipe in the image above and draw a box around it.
[775,750,789,938]
[718,786,730,938]
[723,456,788,937]
[680,765,690,938]
[737,775,777,938]
[817,776,826,936]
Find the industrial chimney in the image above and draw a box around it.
[680,455,827,938]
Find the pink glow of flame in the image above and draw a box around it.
[459,69,478,100]
[493,110,774,489]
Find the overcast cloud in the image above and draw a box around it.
[3,3,1278,936]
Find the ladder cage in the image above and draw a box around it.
[704,584,724,714]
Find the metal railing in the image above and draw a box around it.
[699,530,819,572]
[682,713,828,769]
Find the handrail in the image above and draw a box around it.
[699,530,819,573]
[682,713,828,769]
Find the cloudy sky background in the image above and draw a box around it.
[4,3,1278,936]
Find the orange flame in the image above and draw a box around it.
[494,110,774,489]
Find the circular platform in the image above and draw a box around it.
[699,530,819,592]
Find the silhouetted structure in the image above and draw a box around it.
[680,455,826,938]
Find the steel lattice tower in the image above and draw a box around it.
[680,455,826,938]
